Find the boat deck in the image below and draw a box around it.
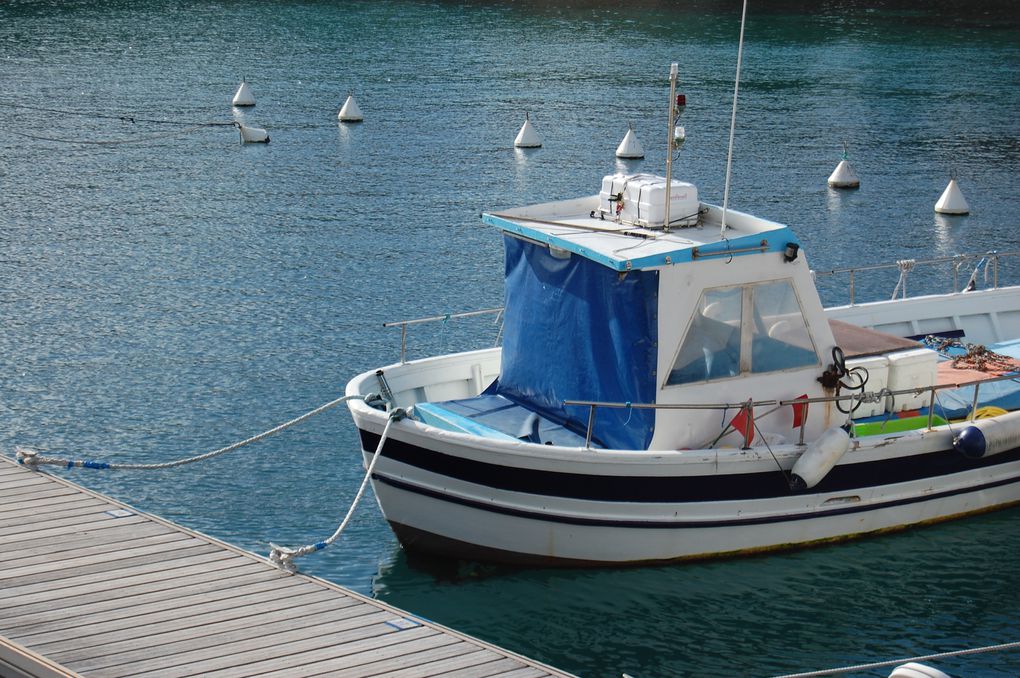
[0,455,573,678]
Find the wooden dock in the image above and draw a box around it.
[0,456,574,678]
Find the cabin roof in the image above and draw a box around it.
[483,195,798,272]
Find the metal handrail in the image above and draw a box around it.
[565,370,1020,448]
[812,250,1020,306]
[383,307,504,363]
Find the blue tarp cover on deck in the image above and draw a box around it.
[491,235,659,450]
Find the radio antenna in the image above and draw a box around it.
[720,0,749,235]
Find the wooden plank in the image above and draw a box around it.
[6,530,190,570]
[3,567,290,633]
[0,494,107,519]
[0,485,80,506]
[0,497,116,522]
[0,501,153,534]
[0,635,81,678]
[30,587,367,652]
[136,625,444,678]
[1,533,204,582]
[0,513,151,546]
[332,648,503,678]
[0,552,246,612]
[0,458,572,678]
[1,541,223,590]
[0,480,79,500]
[0,506,146,538]
[60,603,390,673]
[0,473,53,488]
[4,520,174,562]
[488,668,551,678]
[30,596,372,656]
[324,641,488,678]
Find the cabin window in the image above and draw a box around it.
[666,279,818,386]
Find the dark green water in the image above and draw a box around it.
[1,1,1019,675]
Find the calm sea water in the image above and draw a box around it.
[2,1,1019,676]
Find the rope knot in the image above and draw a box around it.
[268,543,300,573]
[15,447,39,470]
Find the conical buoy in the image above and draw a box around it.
[828,143,859,188]
[514,112,542,148]
[828,159,859,188]
[338,93,363,122]
[232,79,256,107]
[934,178,970,215]
[615,125,644,159]
[238,124,270,143]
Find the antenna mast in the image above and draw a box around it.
[721,0,749,235]
[664,63,679,231]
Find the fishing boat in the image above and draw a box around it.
[345,185,1020,565]
[345,66,1020,566]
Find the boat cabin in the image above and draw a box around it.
[481,174,845,450]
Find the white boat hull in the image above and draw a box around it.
[348,381,1020,565]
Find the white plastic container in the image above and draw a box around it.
[598,173,699,228]
[845,354,889,418]
[885,348,939,412]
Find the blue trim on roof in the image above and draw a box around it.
[482,212,799,271]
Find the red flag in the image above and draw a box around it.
[729,403,754,446]
[791,394,809,429]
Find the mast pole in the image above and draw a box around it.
[664,62,678,232]
[721,0,749,236]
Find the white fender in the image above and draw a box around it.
[953,408,1020,458]
[790,426,851,491]
[238,124,270,143]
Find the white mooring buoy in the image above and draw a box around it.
[934,178,970,215]
[232,79,256,107]
[615,125,644,159]
[888,662,951,678]
[514,112,542,148]
[827,142,860,188]
[338,93,364,122]
[238,124,270,143]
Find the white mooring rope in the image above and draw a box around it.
[772,639,1020,678]
[269,408,405,573]
[15,393,374,471]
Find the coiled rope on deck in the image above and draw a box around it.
[771,639,1020,678]
[269,407,406,573]
[15,393,373,471]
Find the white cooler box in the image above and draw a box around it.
[885,348,939,412]
[846,355,889,418]
[598,173,699,228]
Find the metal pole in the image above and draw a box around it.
[720,0,749,236]
[584,405,597,449]
[664,63,678,232]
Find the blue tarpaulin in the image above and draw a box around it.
[491,235,660,450]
